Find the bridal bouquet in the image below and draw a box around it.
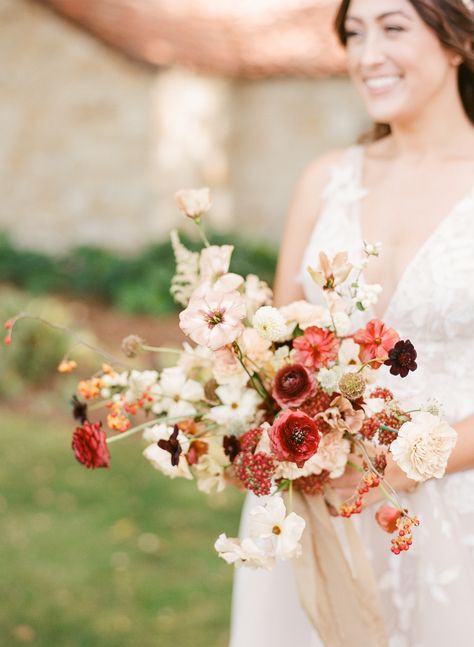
[4,188,457,570]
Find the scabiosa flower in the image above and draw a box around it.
[72,421,110,469]
[338,372,366,401]
[121,334,145,358]
[353,319,400,367]
[384,339,418,378]
[252,306,287,342]
[272,363,316,409]
[268,410,321,468]
[179,290,246,351]
[293,326,339,370]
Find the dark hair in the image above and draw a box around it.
[334,0,474,140]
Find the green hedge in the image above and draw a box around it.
[0,233,277,316]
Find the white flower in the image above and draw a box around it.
[175,187,212,219]
[279,301,327,332]
[142,424,193,480]
[330,311,351,336]
[363,395,387,417]
[214,534,275,570]
[207,384,261,426]
[248,496,306,560]
[211,347,248,386]
[271,345,293,371]
[151,366,204,418]
[243,274,273,319]
[238,328,273,369]
[317,366,343,393]
[353,283,382,310]
[253,306,287,342]
[177,342,213,380]
[338,338,360,366]
[194,454,226,494]
[125,370,159,403]
[390,412,457,482]
[198,245,243,293]
[422,398,444,417]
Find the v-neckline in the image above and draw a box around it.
[351,144,474,322]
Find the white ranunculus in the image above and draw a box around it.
[390,412,457,482]
[142,424,193,480]
[252,306,288,342]
[248,496,306,560]
[214,534,275,570]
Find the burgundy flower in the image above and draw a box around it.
[223,435,241,463]
[384,339,417,378]
[272,363,316,409]
[268,410,321,468]
[157,425,182,467]
[72,421,110,469]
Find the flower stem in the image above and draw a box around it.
[195,221,210,247]
[288,479,293,513]
[106,415,186,444]
[142,345,182,355]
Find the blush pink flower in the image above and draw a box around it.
[268,410,321,468]
[353,319,400,368]
[293,326,339,370]
[179,290,246,351]
[198,245,243,293]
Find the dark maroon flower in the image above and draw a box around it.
[158,425,182,467]
[384,339,417,378]
[72,421,110,469]
[272,363,316,408]
[223,435,241,463]
[268,410,321,468]
[71,395,88,424]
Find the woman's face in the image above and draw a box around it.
[343,0,459,126]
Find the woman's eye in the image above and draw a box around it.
[345,30,362,39]
[385,25,404,33]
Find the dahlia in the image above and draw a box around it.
[293,326,339,370]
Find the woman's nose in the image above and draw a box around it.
[359,32,387,67]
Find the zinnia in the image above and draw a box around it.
[268,410,321,468]
[353,319,400,367]
[272,363,315,409]
[179,290,246,351]
[293,326,339,370]
[72,421,110,469]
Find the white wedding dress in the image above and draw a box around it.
[229,145,474,647]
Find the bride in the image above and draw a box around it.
[230,0,474,645]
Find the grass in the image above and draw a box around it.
[0,406,244,647]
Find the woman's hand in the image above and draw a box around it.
[330,453,419,510]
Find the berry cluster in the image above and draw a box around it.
[234,451,275,496]
[391,515,420,554]
[361,410,406,443]
[3,320,12,346]
[292,470,330,495]
[299,389,334,424]
[339,472,381,517]
[239,427,264,453]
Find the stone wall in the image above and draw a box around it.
[0,0,369,253]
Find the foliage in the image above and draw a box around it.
[0,232,277,316]
[0,409,243,647]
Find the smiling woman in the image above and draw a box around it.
[230,1,474,646]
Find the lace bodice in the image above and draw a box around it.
[299,145,474,425]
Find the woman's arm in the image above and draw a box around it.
[273,150,345,307]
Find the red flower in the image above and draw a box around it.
[272,363,316,409]
[353,319,399,368]
[375,505,402,533]
[72,421,110,469]
[268,410,321,468]
[293,326,339,370]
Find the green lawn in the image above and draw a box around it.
[0,407,243,647]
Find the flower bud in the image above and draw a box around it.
[175,188,212,220]
[121,334,145,358]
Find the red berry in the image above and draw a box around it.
[4,321,12,330]
[3,336,12,346]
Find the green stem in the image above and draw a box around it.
[233,342,273,405]
[106,415,187,444]
[142,345,182,354]
[195,221,210,248]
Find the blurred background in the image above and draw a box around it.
[0,1,369,645]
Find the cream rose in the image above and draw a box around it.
[390,412,457,482]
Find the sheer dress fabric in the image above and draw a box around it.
[229,146,474,647]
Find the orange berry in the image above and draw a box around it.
[4,336,12,346]
[4,321,12,330]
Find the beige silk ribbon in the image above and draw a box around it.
[291,489,389,647]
